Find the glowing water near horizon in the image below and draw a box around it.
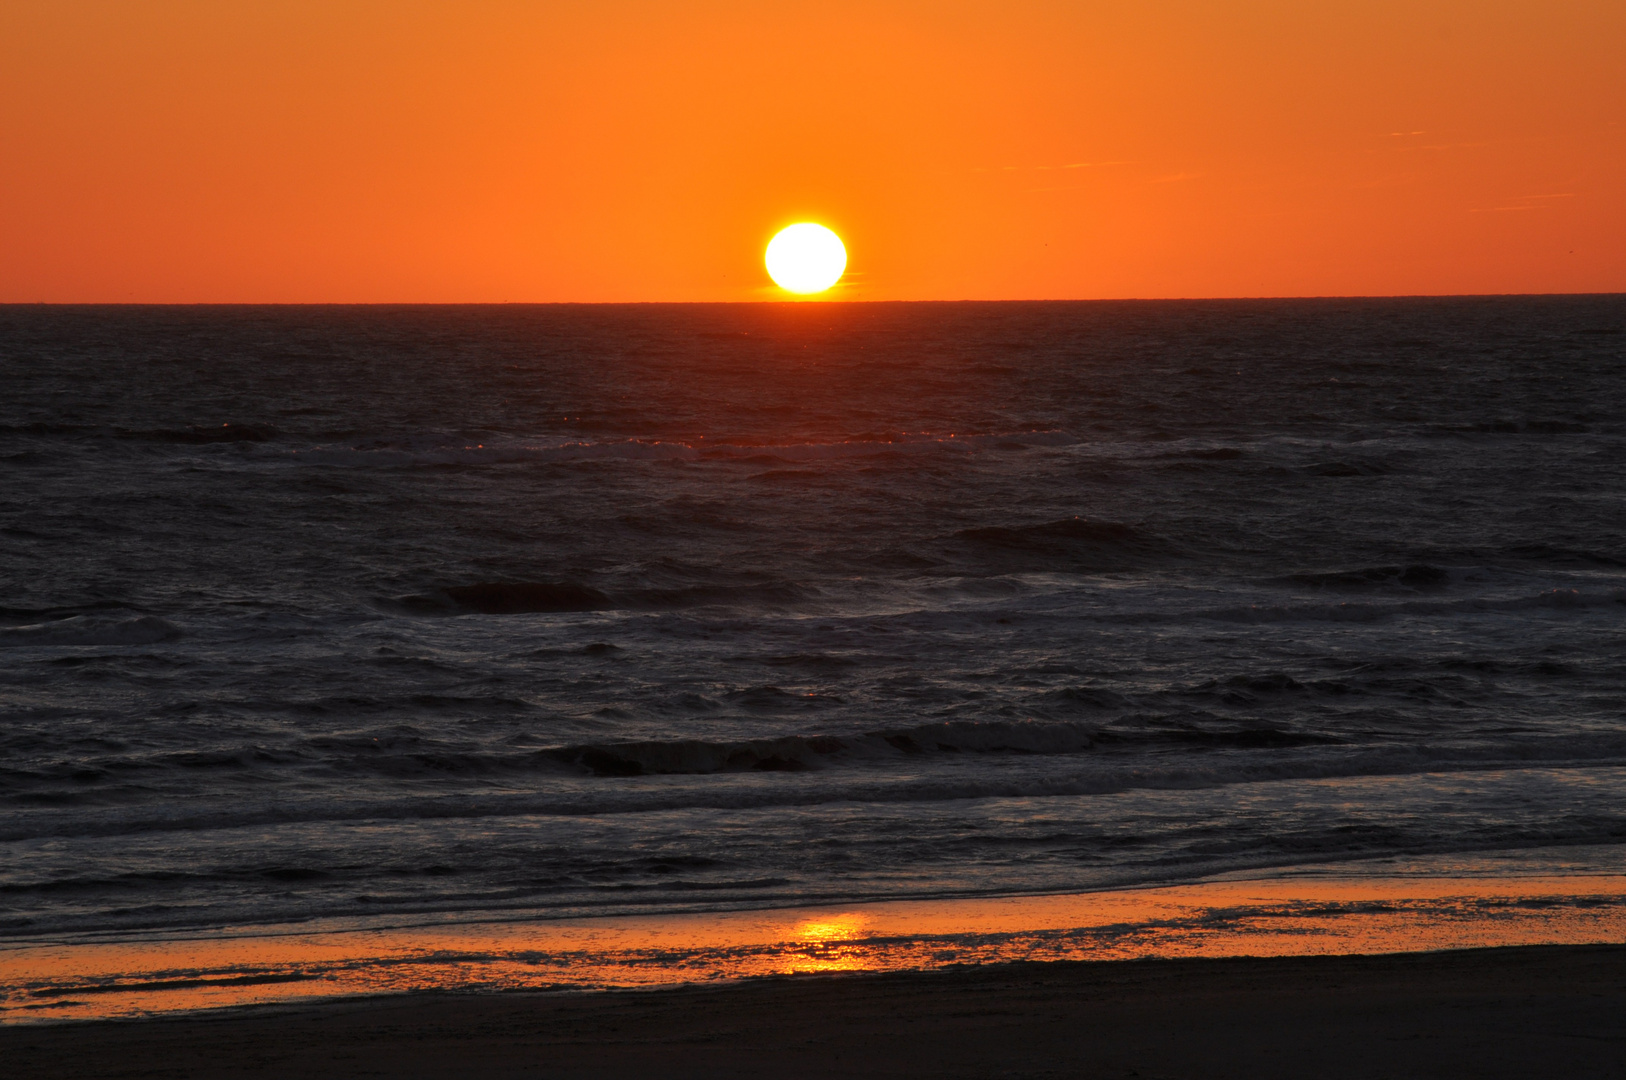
[1,298,1624,948]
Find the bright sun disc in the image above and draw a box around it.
[765,223,846,294]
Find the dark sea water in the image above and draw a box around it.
[2,298,1624,940]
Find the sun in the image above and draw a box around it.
[765,223,847,294]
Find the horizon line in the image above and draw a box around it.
[3,291,1624,308]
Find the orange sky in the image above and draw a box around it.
[2,1,1622,302]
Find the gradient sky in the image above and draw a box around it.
[3,1,1622,302]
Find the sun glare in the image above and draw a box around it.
[765,223,846,294]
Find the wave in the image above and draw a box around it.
[1304,459,1391,477]
[0,602,134,626]
[0,615,181,648]
[1278,564,1452,592]
[117,423,279,444]
[280,430,1077,469]
[621,582,814,610]
[1433,420,1590,436]
[543,717,1340,777]
[954,517,1177,572]
[1496,544,1626,568]
[392,579,812,615]
[9,746,1626,844]
[1192,588,1626,625]
[395,582,613,615]
[0,421,94,437]
[1155,446,1246,461]
[1338,545,1626,571]
[0,717,1336,794]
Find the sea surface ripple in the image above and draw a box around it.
[1,298,1623,938]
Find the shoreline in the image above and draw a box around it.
[4,945,1624,1078]
[5,851,1625,1025]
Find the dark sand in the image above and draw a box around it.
[5,945,1624,1079]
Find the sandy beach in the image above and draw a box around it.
[4,945,1623,1079]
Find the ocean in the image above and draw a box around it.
[3,297,1624,947]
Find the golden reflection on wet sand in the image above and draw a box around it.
[4,870,1624,1023]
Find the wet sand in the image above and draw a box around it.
[8,863,1625,1022]
[5,945,1624,1079]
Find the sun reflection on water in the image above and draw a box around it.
[786,914,868,973]
[5,865,1624,1024]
